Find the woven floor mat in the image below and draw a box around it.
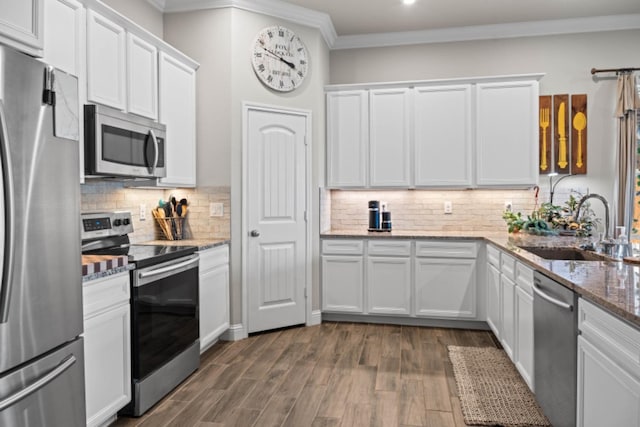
[447,345,550,427]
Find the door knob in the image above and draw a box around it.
[250,229,260,237]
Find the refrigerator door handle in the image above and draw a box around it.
[0,101,16,323]
[0,355,77,411]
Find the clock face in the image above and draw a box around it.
[251,26,309,92]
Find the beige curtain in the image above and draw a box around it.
[615,72,640,234]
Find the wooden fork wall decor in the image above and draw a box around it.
[539,94,588,175]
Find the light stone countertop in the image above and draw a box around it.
[322,229,640,328]
[141,238,230,251]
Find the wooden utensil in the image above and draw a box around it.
[539,107,550,171]
[573,112,586,168]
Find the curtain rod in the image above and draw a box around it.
[591,67,640,75]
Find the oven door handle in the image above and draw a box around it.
[137,254,199,282]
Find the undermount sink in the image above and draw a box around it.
[518,246,612,261]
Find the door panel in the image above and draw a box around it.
[247,109,307,333]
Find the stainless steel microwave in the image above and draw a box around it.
[84,104,167,179]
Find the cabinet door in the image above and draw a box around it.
[367,256,411,315]
[515,286,534,391]
[486,262,501,338]
[158,52,197,187]
[476,81,538,186]
[501,274,516,359]
[577,336,640,427]
[326,91,368,188]
[84,303,131,427]
[86,10,126,110]
[369,88,411,187]
[414,257,477,319]
[0,0,43,54]
[199,264,229,352]
[414,85,472,187]
[43,0,83,76]
[322,255,364,313]
[127,33,158,120]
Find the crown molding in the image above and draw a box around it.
[155,1,640,50]
[146,0,166,12]
[332,14,640,50]
[162,0,337,47]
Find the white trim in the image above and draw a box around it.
[220,323,247,341]
[309,310,322,326]
[333,14,640,50]
[160,0,640,50]
[163,0,337,47]
[146,0,166,12]
[242,102,313,335]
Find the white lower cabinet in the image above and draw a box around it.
[82,272,131,427]
[577,298,640,427]
[486,261,501,338]
[367,240,411,315]
[198,245,230,353]
[500,274,516,359]
[321,238,479,320]
[514,263,534,390]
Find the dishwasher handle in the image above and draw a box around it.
[533,281,573,311]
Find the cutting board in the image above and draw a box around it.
[82,255,128,276]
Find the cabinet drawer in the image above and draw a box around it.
[83,272,130,318]
[198,245,229,272]
[487,244,501,267]
[515,262,534,295]
[368,240,411,256]
[415,240,477,258]
[500,253,516,281]
[322,239,364,255]
[579,298,640,375]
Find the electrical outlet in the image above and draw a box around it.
[444,201,453,214]
[504,201,513,212]
[139,204,146,221]
[209,202,224,217]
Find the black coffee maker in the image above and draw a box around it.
[368,200,391,232]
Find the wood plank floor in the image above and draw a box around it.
[113,323,498,427]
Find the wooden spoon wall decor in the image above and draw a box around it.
[571,94,587,174]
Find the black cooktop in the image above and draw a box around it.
[85,244,198,269]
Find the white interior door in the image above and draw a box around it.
[246,108,307,333]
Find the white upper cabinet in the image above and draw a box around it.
[414,84,472,187]
[86,10,126,110]
[326,91,368,187]
[158,52,197,187]
[126,33,158,120]
[0,0,43,56]
[43,0,84,76]
[369,88,412,187]
[475,80,539,186]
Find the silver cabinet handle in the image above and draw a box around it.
[533,282,573,311]
[0,355,76,411]
[250,230,260,237]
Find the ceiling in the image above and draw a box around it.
[277,0,640,36]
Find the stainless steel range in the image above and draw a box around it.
[81,211,200,417]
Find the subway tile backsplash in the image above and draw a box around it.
[81,181,230,243]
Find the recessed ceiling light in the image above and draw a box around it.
[403,0,416,5]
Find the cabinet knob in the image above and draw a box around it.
[250,230,260,237]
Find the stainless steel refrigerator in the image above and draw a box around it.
[0,46,86,425]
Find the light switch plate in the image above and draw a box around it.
[444,201,453,214]
[139,204,146,221]
[210,202,224,217]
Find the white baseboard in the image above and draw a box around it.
[221,323,247,341]
[308,310,322,326]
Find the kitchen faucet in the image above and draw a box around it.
[574,194,630,258]
[575,193,610,241]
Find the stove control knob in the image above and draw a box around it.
[123,218,131,226]
[113,219,122,227]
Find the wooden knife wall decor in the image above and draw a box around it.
[538,94,588,175]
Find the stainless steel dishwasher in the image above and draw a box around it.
[533,271,579,427]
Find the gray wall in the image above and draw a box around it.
[102,0,164,38]
[164,8,330,326]
[330,30,640,219]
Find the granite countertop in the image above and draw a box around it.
[322,229,640,328]
[82,254,133,282]
[141,238,230,251]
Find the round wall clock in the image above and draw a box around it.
[251,25,309,92]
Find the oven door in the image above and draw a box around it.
[131,254,199,380]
